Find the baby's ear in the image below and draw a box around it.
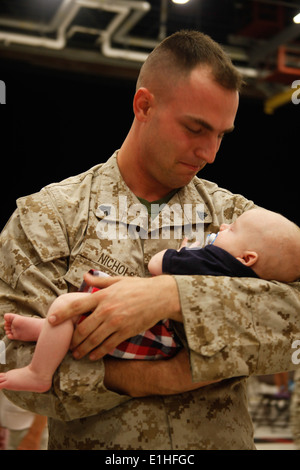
[236,251,258,267]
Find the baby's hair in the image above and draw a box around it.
[254,209,300,283]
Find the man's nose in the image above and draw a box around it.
[194,136,221,164]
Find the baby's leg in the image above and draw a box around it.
[4,314,44,342]
[0,293,89,393]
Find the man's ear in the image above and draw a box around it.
[133,87,154,122]
[236,251,258,267]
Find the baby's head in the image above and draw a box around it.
[211,208,300,283]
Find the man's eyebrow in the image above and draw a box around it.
[185,115,235,134]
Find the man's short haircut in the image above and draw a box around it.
[137,30,244,92]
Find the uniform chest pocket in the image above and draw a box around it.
[64,239,144,290]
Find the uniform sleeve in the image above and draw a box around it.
[174,274,300,382]
[0,192,130,421]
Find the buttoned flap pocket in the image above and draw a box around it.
[185,313,228,358]
[64,236,140,291]
[0,192,70,289]
[64,251,110,291]
[199,337,227,357]
[17,191,70,262]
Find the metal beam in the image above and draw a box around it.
[249,23,300,66]
[264,86,295,114]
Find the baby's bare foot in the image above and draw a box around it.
[0,366,52,393]
[4,314,44,342]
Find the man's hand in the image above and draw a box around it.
[48,273,182,361]
[17,415,47,450]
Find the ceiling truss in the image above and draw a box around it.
[0,0,300,113]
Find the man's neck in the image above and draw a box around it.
[117,140,174,202]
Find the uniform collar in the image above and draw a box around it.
[94,151,212,231]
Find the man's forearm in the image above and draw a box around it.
[103,349,218,398]
[103,356,160,397]
[17,415,48,450]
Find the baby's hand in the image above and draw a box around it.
[178,237,189,250]
[179,238,201,250]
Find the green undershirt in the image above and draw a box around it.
[137,189,179,219]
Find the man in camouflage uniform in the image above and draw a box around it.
[1,31,300,450]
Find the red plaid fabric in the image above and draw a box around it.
[78,270,182,360]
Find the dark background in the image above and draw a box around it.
[0,59,299,230]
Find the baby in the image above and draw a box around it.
[1,208,300,393]
[149,207,300,283]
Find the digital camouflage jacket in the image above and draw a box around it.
[1,152,300,450]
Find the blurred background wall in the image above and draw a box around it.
[0,0,299,228]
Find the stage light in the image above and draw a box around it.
[293,12,300,24]
[172,0,191,5]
